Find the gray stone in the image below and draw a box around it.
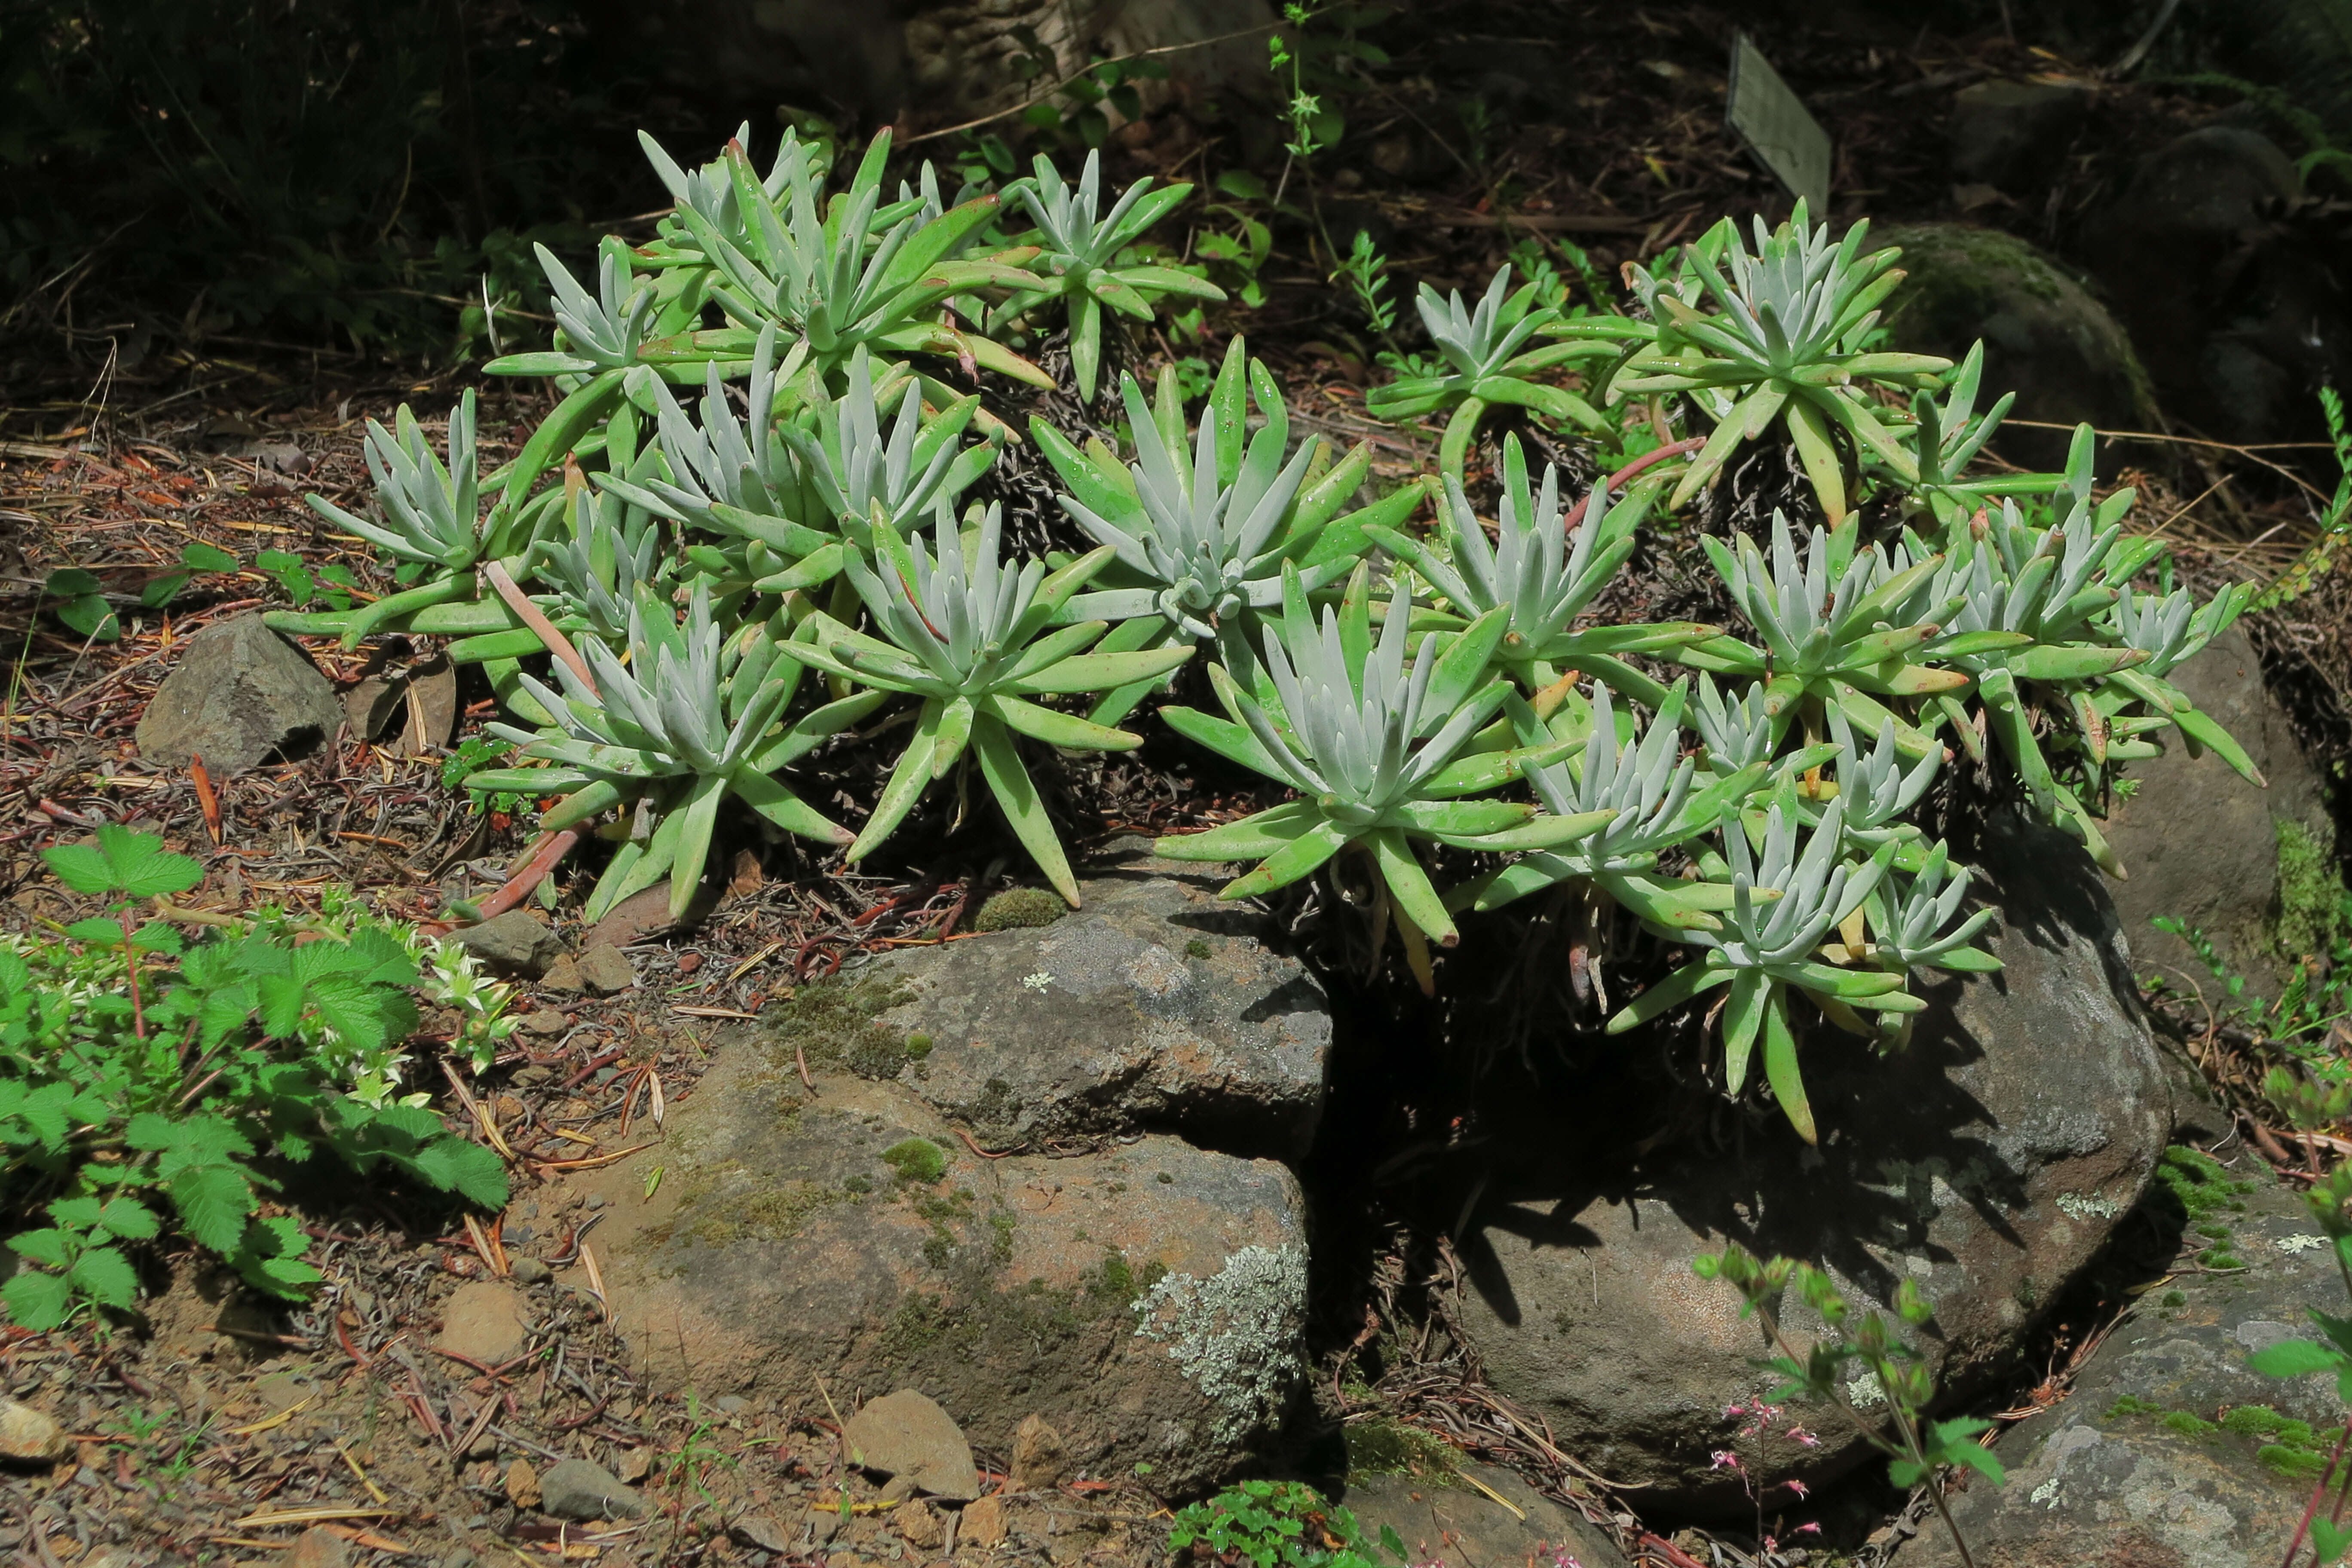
[873,854,1331,1160]
[135,612,344,772]
[1455,814,2169,1510]
[1949,78,2091,190]
[573,1040,1311,1495]
[1907,1166,2342,1568]
[1340,1463,1629,1568]
[508,1257,553,1286]
[577,943,637,995]
[2103,625,2330,1004]
[538,1457,646,1521]
[445,911,563,978]
[539,954,584,994]
[731,1513,796,1553]
[1878,224,2157,471]
[844,1390,979,1501]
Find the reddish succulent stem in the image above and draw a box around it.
[471,828,582,922]
[1562,435,1706,530]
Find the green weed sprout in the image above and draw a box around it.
[1695,1243,2003,1568]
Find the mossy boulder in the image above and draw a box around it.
[1908,1165,2345,1568]
[1877,222,2157,469]
[576,1032,1311,1494]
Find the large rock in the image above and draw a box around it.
[1906,1160,2345,1568]
[135,612,344,772]
[870,856,1331,1160]
[1949,79,2092,191]
[1877,224,2157,471]
[1454,815,2168,1511]
[2102,624,2333,1003]
[577,866,1323,1494]
[842,1389,979,1500]
[2082,127,2351,447]
[1341,1463,1630,1568]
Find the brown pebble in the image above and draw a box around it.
[897,1499,944,1550]
[286,1527,349,1568]
[676,951,703,974]
[0,1398,67,1464]
[960,1495,1008,1548]
[505,1457,542,1509]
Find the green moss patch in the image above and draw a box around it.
[1345,1418,1463,1485]
[883,1137,949,1185]
[973,887,1068,933]
[2157,1145,2259,1269]
[2107,1396,2343,1478]
[767,975,922,1080]
[2273,818,2349,962]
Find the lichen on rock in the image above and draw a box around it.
[1132,1243,1308,1442]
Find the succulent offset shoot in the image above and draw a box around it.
[1597,203,1949,523]
[295,390,520,648]
[1890,427,2253,874]
[1000,150,1225,402]
[1365,434,1715,701]
[1607,792,1909,1144]
[1366,265,1614,481]
[1898,342,2064,522]
[469,585,868,923]
[1455,679,1770,933]
[522,488,668,650]
[594,325,833,597]
[649,128,1049,391]
[2100,578,2260,769]
[1679,510,1965,761]
[1038,341,1424,719]
[1153,567,1615,991]
[790,505,1193,905]
[780,345,999,556]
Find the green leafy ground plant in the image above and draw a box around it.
[2,828,506,1330]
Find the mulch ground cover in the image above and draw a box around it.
[6,4,2351,1567]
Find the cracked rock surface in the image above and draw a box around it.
[573,853,1328,1494]
[1907,1169,2338,1568]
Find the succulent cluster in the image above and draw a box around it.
[288,135,2258,1145]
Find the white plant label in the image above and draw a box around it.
[1727,33,1831,215]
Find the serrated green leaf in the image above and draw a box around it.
[69,1246,139,1308]
[6,1229,72,1268]
[1,1270,73,1330]
[165,1164,257,1255]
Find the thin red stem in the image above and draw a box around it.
[1562,435,1706,530]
